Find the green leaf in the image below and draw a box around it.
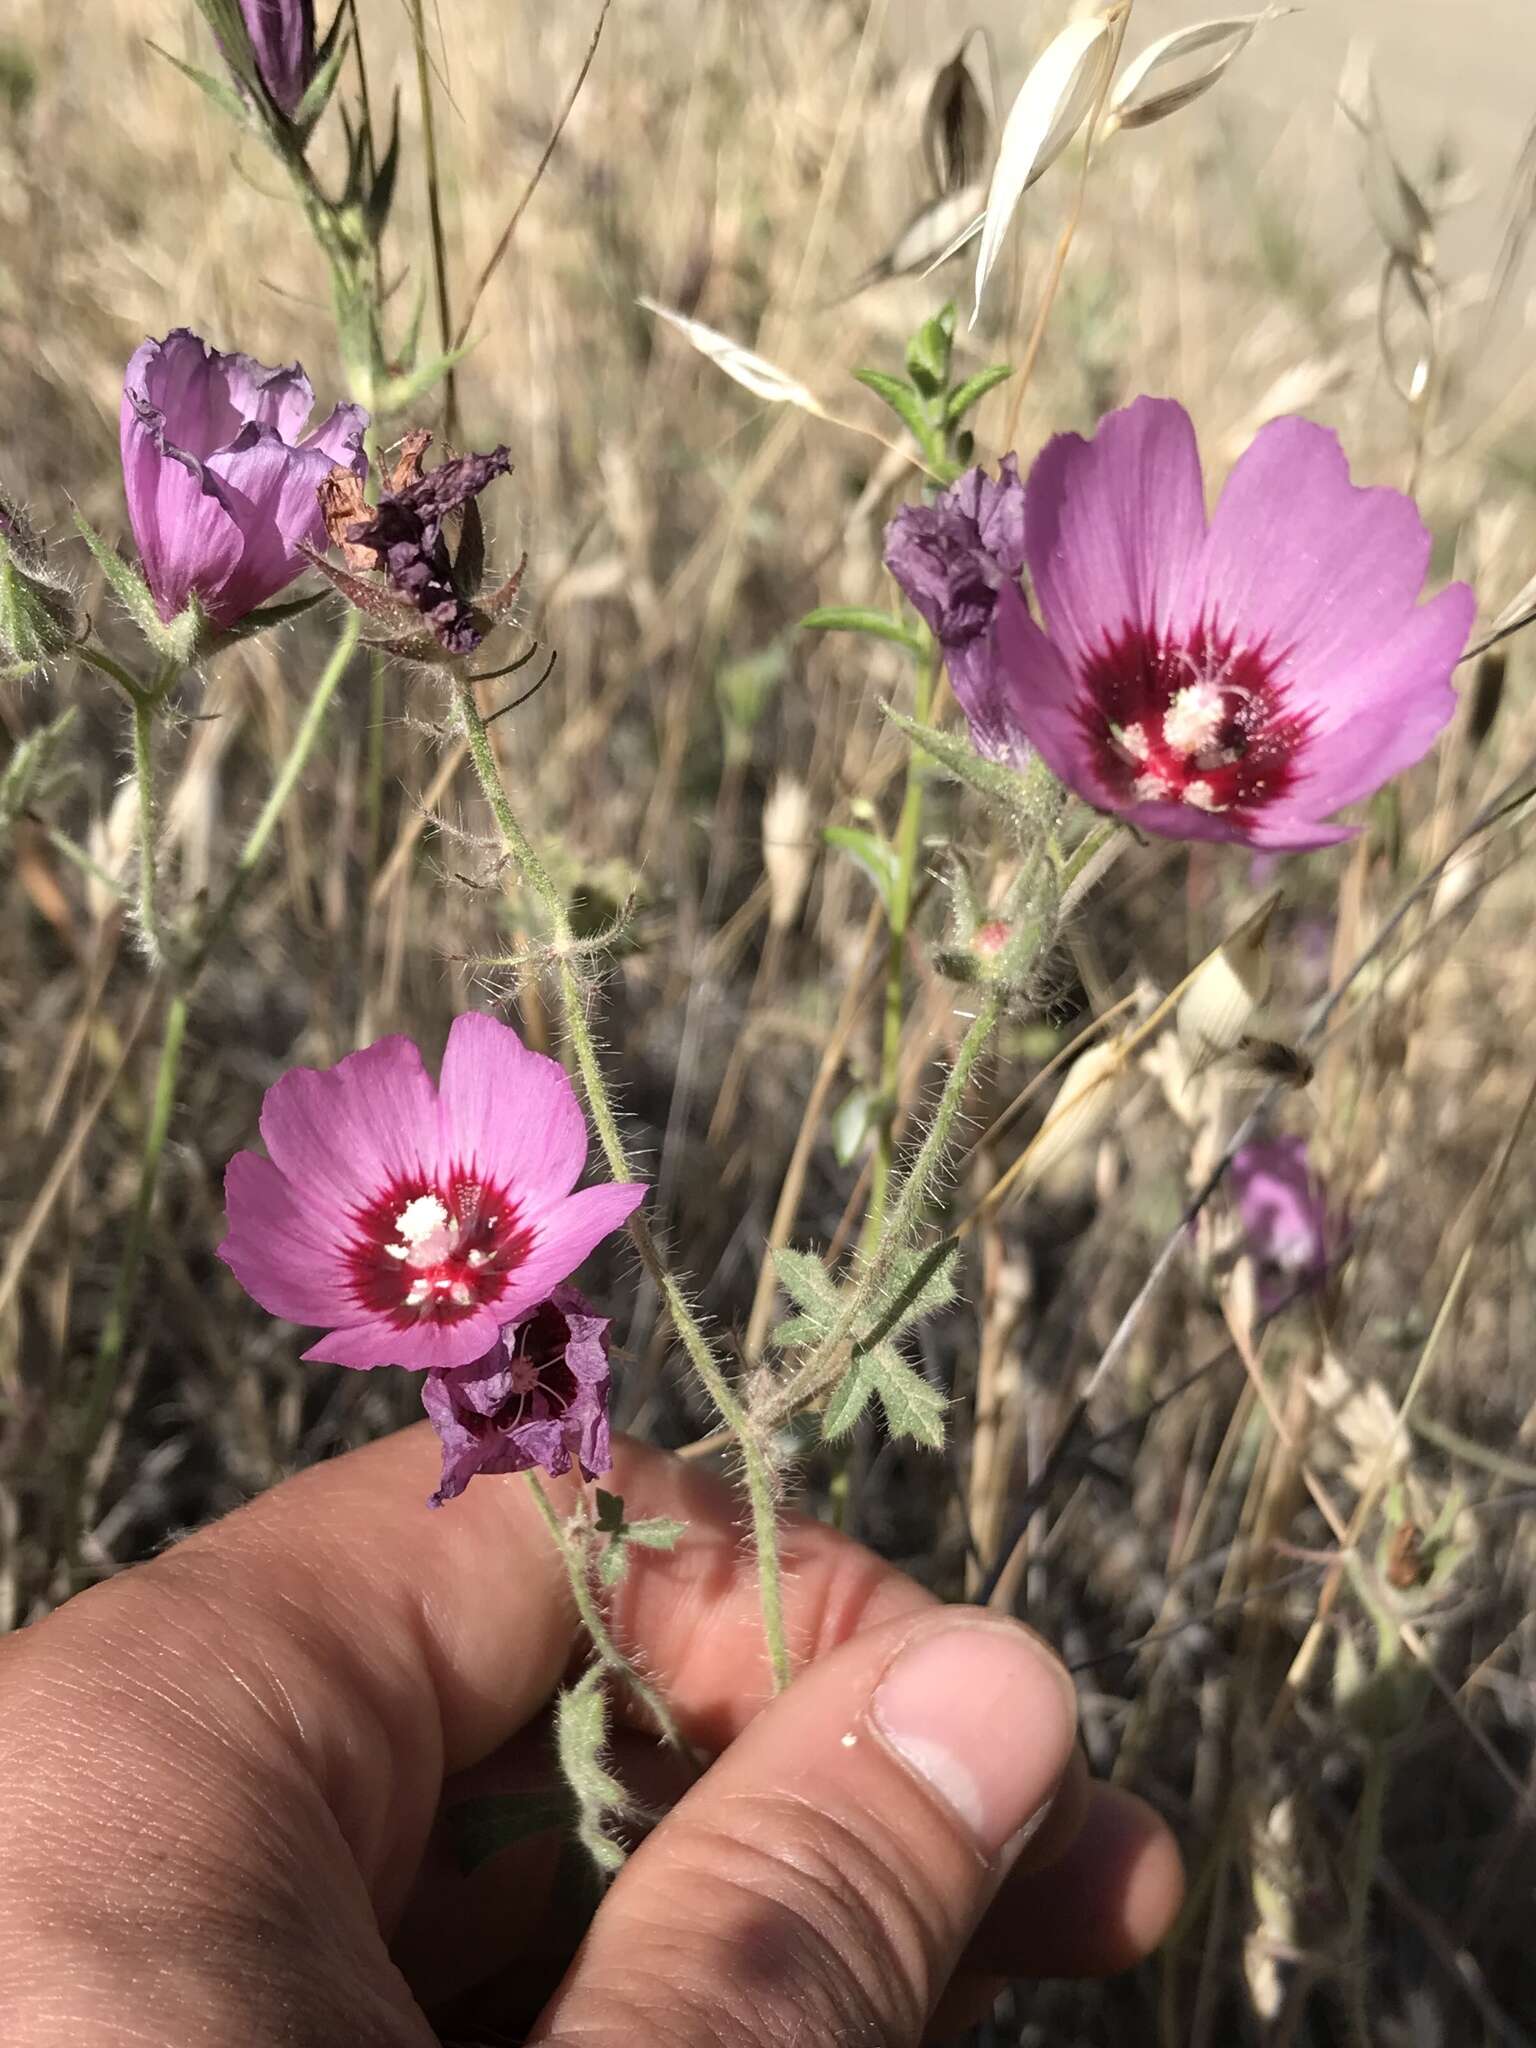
[191,0,258,90]
[824,823,900,917]
[70,506,198,663]
[365,89,402,244]
[905,305,956,397]
[945,364,1013,424]
[0,707,78,833]
[147,43,251,124]
[852,369,940,461]
[864,1244,960,1346]
[798,605,925,655]
[770,1312,824,1349]
[625,1516,689,1551]
[821,1356,878,1440]
[881,703,1032,810]
[867,1343,947,1447]
[445,1788,570,1875]
[556,1668,630,1878]
[376,340,474,417]
[199,589,327,654]
[771,1246,841,1318]
[295,11,350,132]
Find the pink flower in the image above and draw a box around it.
[989,398,1475,850]
[219,1014,645,1370]
[1230,1135,1337,1311]
[422,1284,613,1506]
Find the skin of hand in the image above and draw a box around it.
[0,1428,1182,2046]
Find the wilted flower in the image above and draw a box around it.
[987,398,1475,849]
[1230,1135,1336,1310]
[120,329,367,630]
[883,457,1029,767]
[308,437,519,656]
[219,1012,645,1370]
[238,0,316,120]
[422,1284,613,1505]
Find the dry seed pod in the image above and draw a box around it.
[971,12,1119,324]
[638,299,826,415]
[1014,1036,1129,1195]
[1104,9,1290,136]
[761,777,816,932]
[1175,890,1279,1074]
[923,37,991,196]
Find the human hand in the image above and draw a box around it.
[0,1430,1181,2045]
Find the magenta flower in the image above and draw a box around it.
[883,456,1028,767]
[238,0,316,119]
[1230,1135,1336,1311]
[422,1285,613,1505]
[219,1013,645,1370]
[121,329,367,629]
[987,398,1475,849]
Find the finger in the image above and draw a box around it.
[528,1607,1080,2048]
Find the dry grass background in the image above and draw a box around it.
[5,1,1536,2041]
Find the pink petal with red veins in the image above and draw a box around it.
[259,1034,442,1219]
[435,1011,589,1198]
[489,1181,648,1326]
[1194,417,1440,684]
[1024,396,1207,666]
[218,1150,357,1326]
[302,1307,508,1372]
[993,582,1118,807]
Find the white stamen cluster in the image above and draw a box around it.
[388,1192,475,1308]
[1162,682,1226,758]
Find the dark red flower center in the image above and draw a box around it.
[1077,621,1310,820]
[345,1172,533,1329]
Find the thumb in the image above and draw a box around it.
[529,1607,1079,2046]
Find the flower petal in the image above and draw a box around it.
[203,423,341,620]
[215,350,317,445]
[1195,417,1439,682]
[993,582,1117,806]
[435,1011,590,1199]
[301,400,370,477]
[129,330,248,461]
[303,1305,507,1372]
[120,373,246,623]
[1025,396,1207,663]
[218,1150,355,1326]
[259,1034,442,1218]
[490,1181,647,1325]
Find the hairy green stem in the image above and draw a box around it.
[130,691,163,967]
[768,987,1004,1431]
[453,673,793,1692]
[408,0,460,441]
[85,990,188,1450]
[525,1473,685,1750]
[861,646,937,1255]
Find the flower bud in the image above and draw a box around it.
[0,491,78,674]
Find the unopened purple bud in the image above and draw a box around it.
[239,0,316,121]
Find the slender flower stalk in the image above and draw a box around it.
[524,1472,686,1751]
[451,671,793,1692]
[860,644,937,1254]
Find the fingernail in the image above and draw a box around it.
[870,1621,1078,1861]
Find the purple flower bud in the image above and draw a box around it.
[120,329,367,630]
[421,1285,615,1506]
[883,457,1029,768]
[239,0,316,121]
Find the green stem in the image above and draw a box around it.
[861,646,937,1255]
[130,691,163,967]
[84,990,188,1448]
[1346,1740,1390,2048]
[453,672,793,1693]
[45,826,124,900]
[408,0,460,441]
[525,1473,686,1750]
[188,613,361,981]
[768,988,1004,1431]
